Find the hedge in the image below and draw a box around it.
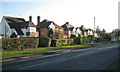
[39,37,51,47]
[74,36,93,45]
[51,38,74,47]
[2,37,39,51]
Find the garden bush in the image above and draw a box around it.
[51,38,74,47]
[2,37,39,51]
[74,36,93,45]
[39,37,51,47]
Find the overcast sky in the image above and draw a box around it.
[1,0,120,32]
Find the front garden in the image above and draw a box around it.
[2,35,114,61]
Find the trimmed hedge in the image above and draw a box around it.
[51,38,74,47]
[2,38,39,51]
[74,36,93,45]
[39,37,51,47]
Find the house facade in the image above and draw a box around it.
[1,16,37,38]
[61,22,74,38]
[37,19,56,37]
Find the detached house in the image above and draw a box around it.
[37,19,55,37]
[36,17,64,38]
[61,22,74,38]
[86,29,94,36]
[76,25,89,37]
[1,16,37,38]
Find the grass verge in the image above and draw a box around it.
[2,41,112,61]
[2,45,86,60]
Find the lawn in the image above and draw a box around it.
[2,45,86,60]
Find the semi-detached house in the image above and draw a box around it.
[36,18,64,38]
[1,16,37,38]
[61,22,74,38]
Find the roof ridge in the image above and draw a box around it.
[3,16,24,20]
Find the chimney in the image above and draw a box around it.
[29,16,32,23]
[66,22,69,24]
[37,16,40,26]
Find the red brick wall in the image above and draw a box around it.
[40,28,48,37]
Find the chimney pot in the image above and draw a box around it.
[37,16,40,27]
[29,16,32,23]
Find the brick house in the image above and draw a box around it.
[61,22,74,38]
[1,16,37,38]
[36,17,64,38]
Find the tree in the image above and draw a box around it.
[95,26,112,42]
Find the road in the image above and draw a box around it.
[2,43,118,71]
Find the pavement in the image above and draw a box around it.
[2,42,119,71]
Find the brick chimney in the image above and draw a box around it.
[29,16,32,23]
[37,16,40,27]
[66,22,69,24]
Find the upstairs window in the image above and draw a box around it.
[57,28,59,31]
[60,29,62,31]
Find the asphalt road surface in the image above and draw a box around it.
[2,43,118,70]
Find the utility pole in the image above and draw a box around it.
[94,17,95,33]
[93,17,95,40]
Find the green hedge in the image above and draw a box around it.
[2,38,39,51]
[74,36,93,45]
[39,37,51,47]
[51,38,74,47]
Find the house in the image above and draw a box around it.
[76,26,85,37]
[36,16,64,38]
[76,25,90,37]
[54,23,64,33]
[86,29,94,36]
[61,22,74,38]
[37,19,56,37]
[1,16,37,38]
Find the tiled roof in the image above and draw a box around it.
[39,19,53,28]
[61,22,74,31]
[3,16,36,35]
[4,16,25,24]
[54,23,63,29]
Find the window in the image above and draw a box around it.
[28,29,29,32]
[60,29,62,31]
[6,28,9,32]
[57,28,59,31]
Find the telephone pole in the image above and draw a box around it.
[94,17,95,32]
[93,17,95,40]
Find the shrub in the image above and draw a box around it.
[2,38,39,51]
[51,38,74,47]
[68,38,74,45]
[74,37,81,44]
[74,36,91,45]
[39,37,51,47]
[70,35,76,38]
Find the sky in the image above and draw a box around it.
[0,0,120,32]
